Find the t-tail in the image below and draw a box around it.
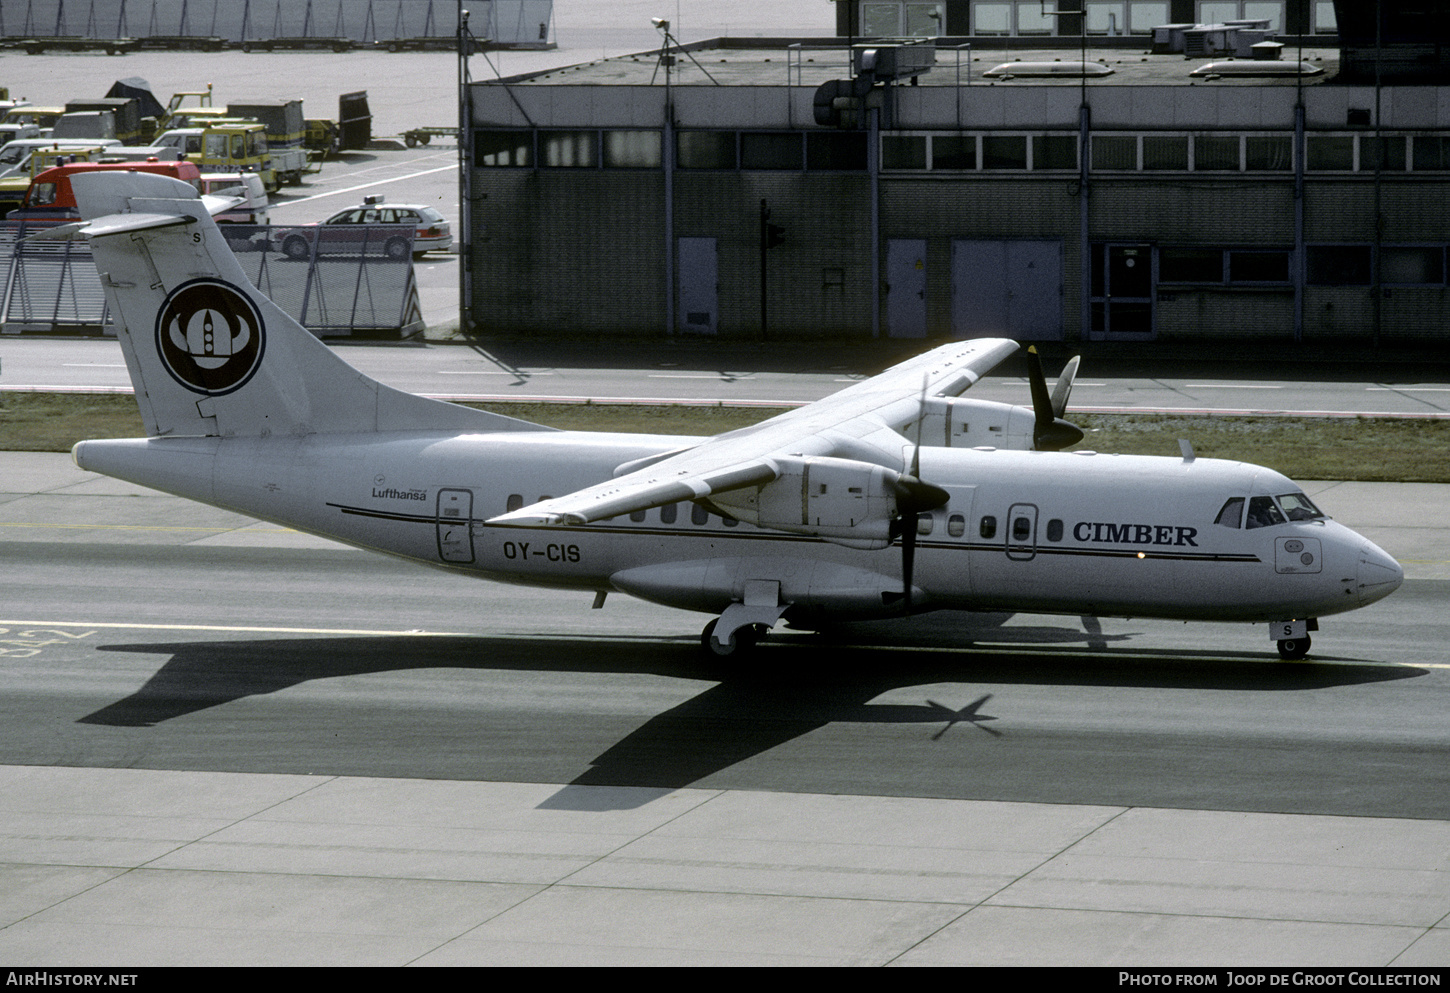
[54,171,540,441]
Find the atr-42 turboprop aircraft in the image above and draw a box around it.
[51,173,1402,659]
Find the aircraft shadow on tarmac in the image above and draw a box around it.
[80,622,1426,809]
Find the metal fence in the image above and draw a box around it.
[0,221,425,338]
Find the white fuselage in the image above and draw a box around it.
[73,429,1403,628]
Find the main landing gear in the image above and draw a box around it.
[701,618,770,657]
[701,593,790,657]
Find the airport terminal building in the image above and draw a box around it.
[462,1,1450,346]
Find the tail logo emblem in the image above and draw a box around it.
[156,279,265,395]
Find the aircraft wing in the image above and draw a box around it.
[487,338,1019,527]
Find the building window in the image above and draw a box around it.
[602,130,661,169]
[1245,136,1292,171]
[1194,135,1240,171]
[541,131,597,168]
[1307,136,1354,171]
[982,135,1027,169]
[973,1,1061,36]
[807,132,868,170]
[861,2,945,37]
[1197,2,1284,31]
[1380,247,1446,286]
[1361,137,1407,172]
[476,131,532,167]
[1032,135,1077,170]
[883,135,927,169]
[1092,135,1137,170]
[677,131,735,169]
[1085,2,1169,34]
[1142,135,1189,171]
[1229,250,1291,283]
[475,130,533,167]
[1412,137,1450,172]
[932,135,977,170]
[741,132,803,170]
[1160,248,1224,284]
[1307,246,1372,285]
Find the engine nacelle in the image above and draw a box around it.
[709,455,900,548]
[910,397,1038,451]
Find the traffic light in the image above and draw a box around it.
[760,199,786,250]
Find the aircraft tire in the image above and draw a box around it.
[1276,636,1311,661]
[701,619,761,658]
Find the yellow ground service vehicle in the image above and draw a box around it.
[152,123,308,191]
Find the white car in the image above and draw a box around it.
[199,172,270,225]
[274,198,452,260]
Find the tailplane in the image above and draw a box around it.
[60,171,543,439]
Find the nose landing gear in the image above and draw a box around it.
[1271,618,1318,660]
[1276,635,1311,660]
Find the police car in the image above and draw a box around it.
[273,195,452,260]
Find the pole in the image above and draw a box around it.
[458,1,472,336]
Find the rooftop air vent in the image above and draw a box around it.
[982,61,1114,79]
[1189,60,1323,77]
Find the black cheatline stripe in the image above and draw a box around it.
[330,504,1262,563]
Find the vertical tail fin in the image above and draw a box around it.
[65,171,541,439]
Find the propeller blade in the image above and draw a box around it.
[1026,346,1085,452]
[901,520,917,612]
[910,372,928,479]
[1051,354,1081,419]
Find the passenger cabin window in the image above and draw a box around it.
[948,514,967,538]
[506,493,523,512]
[691,503,709,525]
[1215,497,1244,528]
[1246,495,1286,529]
[916,514,933,537]
[979,515,996,539]
[1046,519,1063,542]
[660,503,677,524]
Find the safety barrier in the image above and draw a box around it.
[0,221,425,338]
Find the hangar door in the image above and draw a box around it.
[951,240,1063,341]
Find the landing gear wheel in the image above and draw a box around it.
[701,619,762,658]
[1277,636,1311,660]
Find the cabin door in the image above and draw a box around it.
[437,488,474,563]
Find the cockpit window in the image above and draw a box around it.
[1246,495,1287,529]
[1214,497,1244,529]
[1277,492,1325,522]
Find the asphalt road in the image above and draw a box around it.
[5,335,1450,415]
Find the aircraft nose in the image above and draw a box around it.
[1357,541,1404,606]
